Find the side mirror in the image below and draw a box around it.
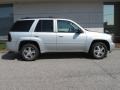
[75,29,82,33]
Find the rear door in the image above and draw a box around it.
[33,20,56,52]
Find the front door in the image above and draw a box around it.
[56,20,86,52]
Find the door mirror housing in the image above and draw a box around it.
[75,29,83,33]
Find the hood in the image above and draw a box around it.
[86,30,112,40]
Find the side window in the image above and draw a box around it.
[57,20,80,33]
[35,20,53,32]
[11,20,34,32]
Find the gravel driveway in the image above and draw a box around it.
[0,50,120,90]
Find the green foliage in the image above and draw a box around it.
[0,42,6,50]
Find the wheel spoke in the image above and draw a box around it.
[94,50,99,53]
[31,50,35,54]
[28,47,32,52]
[101,47,105,52]
[96,46,101,51]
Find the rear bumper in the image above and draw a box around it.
[6,42,18,52]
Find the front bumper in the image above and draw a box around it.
[110,42,115,52]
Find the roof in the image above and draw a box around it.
[18,17,72,21]
[21,16,57,19]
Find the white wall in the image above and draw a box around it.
[14,2,104,32]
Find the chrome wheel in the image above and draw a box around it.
[93,45,105,58]
[90,42,107,59]
[23,47,36,60]
[20,44,39,61]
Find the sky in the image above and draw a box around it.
[104,5,114,25]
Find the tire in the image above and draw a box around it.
[20,44,40,61]
[90,42,108,59]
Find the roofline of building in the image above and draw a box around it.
[0,0,119,4]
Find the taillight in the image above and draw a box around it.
[8,33,12,42]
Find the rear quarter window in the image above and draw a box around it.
[10,20,34,32]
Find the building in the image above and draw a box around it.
[0,0,120,42]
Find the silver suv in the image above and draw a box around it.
[7,18,115,61]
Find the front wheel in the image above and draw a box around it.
[90,42,108,59]
[20,44,40,61]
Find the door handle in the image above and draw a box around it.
[59,36,63,37]
[34,36,39,37]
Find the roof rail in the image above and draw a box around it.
[21,16,56,19]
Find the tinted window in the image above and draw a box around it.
[11,20,34,32]
[58,20,80,33]
[35,20,53,32]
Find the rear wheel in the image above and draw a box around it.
[20,44,40,61]
[90,42,108,59]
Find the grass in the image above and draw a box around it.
[0,41,6,51]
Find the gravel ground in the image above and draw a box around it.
[0,50,120,90]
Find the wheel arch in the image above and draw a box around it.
[89,40,110,52]
[19,40,41,53]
